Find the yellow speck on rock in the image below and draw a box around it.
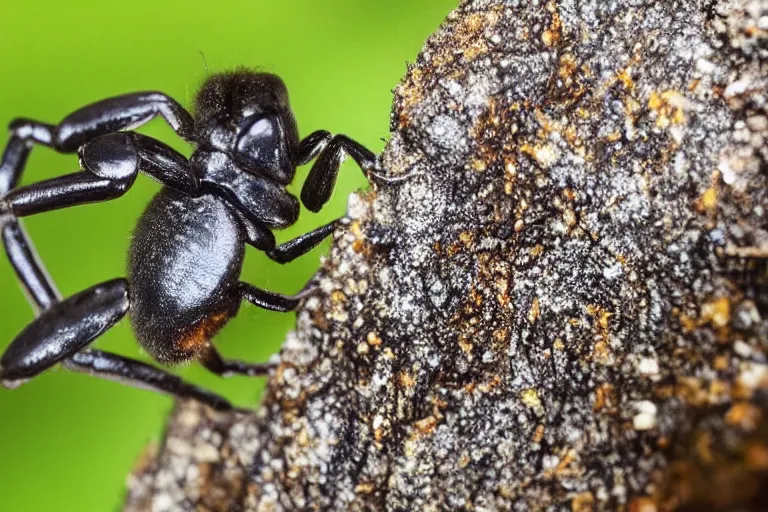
[459,231,475,247]
[528,297,541,324]
[521,142,559,168]
[331,290,346,305]
[399,371,416,389]
[521,388,543,412]
[541,2,562,48]
[701,296,731,329]
[696,186,718,214]
[354,482,375,495]
[459,335,474,356]
[367,331,382,347]
[628,496,658,512]
[571,491,595,512]
[414,416,438,436]
[725,402,763,431]
[648,90,687,128]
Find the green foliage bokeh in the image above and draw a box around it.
[0,1,454,509]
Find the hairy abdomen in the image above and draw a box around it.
[127,188,245,364]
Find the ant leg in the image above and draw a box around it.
[3,131,199,219]
[296,130,418,214]
[0,278,236,411]
[1,220,60,312]
[0,93,193,255]
[53,91,194,150]
[0,93,192,196]
[0,279,129,385]
[238,282,312,312]
[4,169,135,218]
[131,133,198,194]
[200,283,311,381]
[266,219,339,263]
[199,345,275,378]
[1,133,194,314]
[0,120,55,196]
[64,350,235,412]
[298,132,376,212]
[295,130,332,165]
[232,211,338,265]
[0,121,83,314]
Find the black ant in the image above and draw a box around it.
[0,70,398,411]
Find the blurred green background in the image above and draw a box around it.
[0,1,454,509]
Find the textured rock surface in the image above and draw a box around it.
[124,0,768,510]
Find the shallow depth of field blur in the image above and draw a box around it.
[0,1,455,509]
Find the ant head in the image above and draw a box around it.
[194,70,299,184]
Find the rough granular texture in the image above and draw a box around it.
[124,0,768,510]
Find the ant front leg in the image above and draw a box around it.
[296,127,421,213]
[297,131,377,212]
[267,219,339,263]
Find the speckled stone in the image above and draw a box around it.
[124,0,768,510]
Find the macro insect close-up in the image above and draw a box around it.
[5,0,768,510]
[0,69,384,410]
[0,1,454,509]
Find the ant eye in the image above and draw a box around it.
[235,113,293,183]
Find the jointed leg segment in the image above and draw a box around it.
[64,349,236,412]
[1,220,60,312]
[267,219,339,263]
[0,120,55,196]
[0,279,130,383]
[0,94,238,409]
[239,282,307,312]
[297,131,376,212]
[200,345,274,378]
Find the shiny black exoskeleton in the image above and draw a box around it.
[0,70,387,411]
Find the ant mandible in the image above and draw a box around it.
[0,70,395,411]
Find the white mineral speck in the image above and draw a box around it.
[632,400,658,430]
[724,78,750,98]
[637,357,659,377]
[695,58,716,73]
[603,263,623,280]
[153,493,174,512]
[733,340,753,358]
[739,363,768,389]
